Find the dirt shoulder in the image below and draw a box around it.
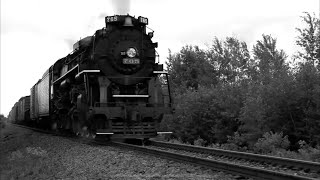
[0,124,234,179]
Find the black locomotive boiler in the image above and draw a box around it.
[10,15,174,139]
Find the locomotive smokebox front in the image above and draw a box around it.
[94,15,157,85]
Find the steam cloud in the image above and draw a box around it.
[111,0,130,14]
[64,38,76,49]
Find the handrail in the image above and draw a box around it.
[53,65,79,84]
[75,70,101,78]
[112,95,149,98]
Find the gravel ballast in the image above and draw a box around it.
[0,124,235,179]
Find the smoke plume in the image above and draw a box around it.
[111,0,130,14]
[64,38,76,49]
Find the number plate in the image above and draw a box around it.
[106,16,119,23]
[123,58,140,64]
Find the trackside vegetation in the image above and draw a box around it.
[160,12,320,161]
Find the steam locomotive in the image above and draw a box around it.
[8,15,174,139]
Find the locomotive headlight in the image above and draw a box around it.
[126,48,137,58]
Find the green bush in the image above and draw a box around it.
[254,131,290,154]
[168,85,241,145]
[193,137,206,146]
[0,122,5,129]
[0,117,6,129]
[222,132,250,151]
[296,140,320,162]
[266,140,320,162]
[168,138,184,144]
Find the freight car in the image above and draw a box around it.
[9,15,174,140]
[8,96,30,124]
[17,96,30,123]
[8,102,18,123]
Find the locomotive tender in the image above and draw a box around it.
[9,15,174,139]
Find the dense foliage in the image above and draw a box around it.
[0,114,7,128]
[163,12,320,151]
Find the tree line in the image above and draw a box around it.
[161,12,320,151]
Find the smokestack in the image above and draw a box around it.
[111,0,130,14]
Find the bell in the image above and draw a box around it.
[123,16,133,26]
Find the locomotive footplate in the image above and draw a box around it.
[96,129,114,135]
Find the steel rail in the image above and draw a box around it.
[112,141,317,180]
[150,140,320,174]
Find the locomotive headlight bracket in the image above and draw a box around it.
[126,48,137,58]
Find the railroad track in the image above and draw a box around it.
[149,140,320,174]
[111,141,320,180]
[10,123,320,179]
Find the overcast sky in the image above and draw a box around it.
[1,0,319,116]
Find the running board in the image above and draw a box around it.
[112,95,149,98]
[157,132,173,134]
[153,71,168,74]
[96,132,114,135]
